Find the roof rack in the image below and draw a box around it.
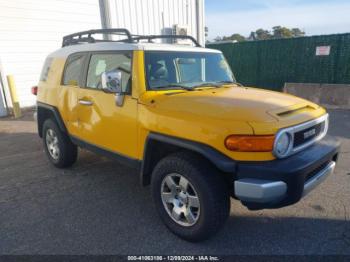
[131,34,201,47]
[62,28,202,47]
[62,28,132,47]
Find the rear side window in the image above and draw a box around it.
[62,54,85,86]
[86,53,132,92]
[39,57,53,82]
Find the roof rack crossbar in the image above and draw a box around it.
[132,35,201,47]
[62,28,132,47]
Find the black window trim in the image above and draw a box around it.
[81,50,133,95]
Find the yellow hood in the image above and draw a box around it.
[140,86,325,130]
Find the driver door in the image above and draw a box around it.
[77,51,139,159]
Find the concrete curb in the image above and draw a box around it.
[284,83,350,109]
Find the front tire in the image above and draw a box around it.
[151,152,230,242]
[42,119,77,168]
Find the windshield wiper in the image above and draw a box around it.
[216,81,244,87]
[155,84,194,91]
[191,82,221,89]
[156,81,242,91]
[192,81,240,89]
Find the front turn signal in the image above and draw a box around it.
[225,135,275,152]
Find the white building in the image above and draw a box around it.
[101,0,205,45]
[0,0,205,116]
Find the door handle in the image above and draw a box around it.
[79,99,93,106]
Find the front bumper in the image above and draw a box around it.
[233,135,340,210]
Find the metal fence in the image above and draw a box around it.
[207,33,350,91]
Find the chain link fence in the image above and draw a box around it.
[207,33,350,91]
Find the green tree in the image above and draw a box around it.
[248,32,256,41]
[222,33,246,42]
[272,26,293,39]
[255,29,272,40]
[291,28,305,37]
[214,26,305,42]
[214,36,222,42]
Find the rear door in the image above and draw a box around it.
[76,51,139,159]
[60,53,87,136]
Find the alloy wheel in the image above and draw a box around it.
[161,173,200,227]
[46,129,60,160]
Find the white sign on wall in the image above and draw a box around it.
[316,46,331,56]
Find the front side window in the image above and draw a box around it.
[86,53,132,92]
[63,54,85,86]
[144,51,235,90]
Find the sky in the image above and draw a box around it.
[205,0,350,40]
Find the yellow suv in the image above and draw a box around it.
[35,29,340,241]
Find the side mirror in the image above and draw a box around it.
[101,70,125,107]
[101,70,123,93]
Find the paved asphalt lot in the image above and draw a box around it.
[0,109,349,255]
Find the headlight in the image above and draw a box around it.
[274,132,292,158]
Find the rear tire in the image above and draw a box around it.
[151,151,230,242]
[42,119,77,168]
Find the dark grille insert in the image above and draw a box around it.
[293,122,325,147]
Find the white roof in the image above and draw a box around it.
[49,42,221,58]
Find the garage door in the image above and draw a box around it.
[0,0,102,107]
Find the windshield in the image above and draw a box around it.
[144,51,236,90]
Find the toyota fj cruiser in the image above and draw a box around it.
[34,29,340,241]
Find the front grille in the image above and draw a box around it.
[293,122,326,147]
[273,114,328,158]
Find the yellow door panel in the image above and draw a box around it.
[77,89,138,158]
[60,85,80,136]
[77,52,139,159]
[57,54,86,137]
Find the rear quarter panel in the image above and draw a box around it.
[37,57,80,136]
